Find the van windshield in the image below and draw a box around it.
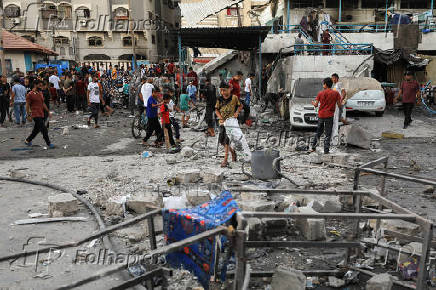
[294,78,324,98]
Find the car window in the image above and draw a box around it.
[294,78,323,98]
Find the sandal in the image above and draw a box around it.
[220,161,229,168]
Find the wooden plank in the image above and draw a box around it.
[13,217,87,225]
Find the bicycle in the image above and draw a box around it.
[131,112,148,139]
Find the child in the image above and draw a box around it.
[49,83,59,106]
[161,94,176,148]
[179,88,193,128]
[167,89,182,143]
[187,81,197,104]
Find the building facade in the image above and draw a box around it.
[3,0,181,69]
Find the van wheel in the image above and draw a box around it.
[375,111,384,117]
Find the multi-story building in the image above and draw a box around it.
[2,0,181,69]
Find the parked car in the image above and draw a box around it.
[342,77,386,117]
[289,78,323,128]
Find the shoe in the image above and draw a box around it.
[24,140,32,146]
[48,144,55,149]
[94,124,100,128]
[403,124,408,129]
[324,151,330,154]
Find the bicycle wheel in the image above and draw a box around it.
[131,115,145,139]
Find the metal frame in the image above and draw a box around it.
[231,156,435,290]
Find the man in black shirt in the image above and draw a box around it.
[0,75,11,127]
[204,76,217,137]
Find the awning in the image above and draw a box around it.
[179,26,270,50]
[83,54,110,60]
[375,48,431,67]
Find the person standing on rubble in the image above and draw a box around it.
[331,73,349,145]
[321,29,332,56]
[294,33,305,55]
[395,71,420,129]
[143,87,164,147]
[204,76,217,137]
[215,83,243,168]
[310,77,342,154]
[87,73,104,128]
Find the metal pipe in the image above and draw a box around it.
[229,188,370,196]
[286,0,291,32]
[245,241,361,248]
[258,35,261,102]
[178,33,183,90]
[241,212,416,220]
[338,0,342,22]
[359,167,436,186]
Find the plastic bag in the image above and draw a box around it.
[224,118,251,162]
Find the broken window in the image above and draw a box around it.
[400,0,428,9]
[58,4,72,19]
[114,7,129,20]
[4,4,20,18]
[54,36,69,46]
[361,0,384,9]
[123,36,133,47]
[76,7,90,18]
[88,37,103,47]
[325,0,339,8]
[291,0,323,8]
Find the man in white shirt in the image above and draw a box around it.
[139,78,154,111]
[49,72,61,101]
[87,74,104,128]
[167,90,181,143]
[331,73,348,146]
[242,73,255,124]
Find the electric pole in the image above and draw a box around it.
[0,0,7,76]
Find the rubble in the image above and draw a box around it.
[270,267,306,290]
[200,170,224,183]
[237,200,275,212]
[175,169,201,184]
[423,185,435,194]
[398,242,422,264]
[327,276,346,288]
[186,190,211,206]
[240,191,268,201]
[247,217,263,240]
[180,146,195,158]
[339,124,372,149]
[369,219,420,236]
[126,193,163,214]
[48,193,79,217]
[318,152,360,166]
[105,196,126,216]
[366,273,393,290]
[296,207,326,241]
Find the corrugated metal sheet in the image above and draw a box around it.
[180,0,244,27]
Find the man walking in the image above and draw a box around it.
[204,76,217,137]
[395,71,420,129]
[64,73,75,112]
[243,73,255,124]
[10,77,27,125]
[311,77,342,154]
[0,75,10,127]
[25,80,54,148]
[143,87,164,147]
[87,74,104,128]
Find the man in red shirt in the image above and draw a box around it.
[25,80,54,148]
[167,62,175,75]
[187,67,198,86]
[229,71,243,99]
[311,77,342,154]
[395,71,420,129]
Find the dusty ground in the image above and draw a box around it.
[0,104,435,289]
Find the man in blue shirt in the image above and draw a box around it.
[10,78,27,125]
[143,87,163,146]
[187,81,197,104]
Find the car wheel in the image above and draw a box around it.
[375,111,384,117]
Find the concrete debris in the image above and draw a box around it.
[8,169,27,179]
[423,185,435,194]
[200,171,224,183]
[366,273,393,290]
[339,124,372,149]
[309,198,342,213]
[175,169,201,184]
[318,152,360,166]
[328,276,346,288]
[48,193,79,217]
[278,195,299,212]
[369,219,420,236]
[163,195,188,209]
[296,207,326,241]
[186,190,211,206]
[270,267,306,290]
[105,196,127,216]
[238,200,275,212]
[398,242,422,264]
[247,218,263,240]
[180,146,195,158]
[62,127,70,135]
[240,191,268,201]
[126,193,163,214]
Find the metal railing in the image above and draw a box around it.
[293,43,373,55]
[275,23,436,33]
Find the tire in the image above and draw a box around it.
[375,111,384,117]
[131,115,145,139]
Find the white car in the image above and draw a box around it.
[345,90,386,117]
[341,77,386,117]
[289,78,323,128]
